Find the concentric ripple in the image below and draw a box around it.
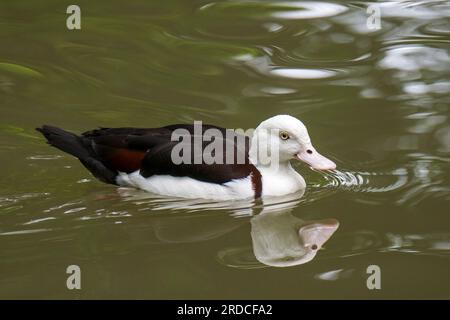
[321,168,408,193]
[198,1,348,20]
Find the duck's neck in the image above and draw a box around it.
[251,160,305,197]
[253,161,297,178]
[249,138,305,196]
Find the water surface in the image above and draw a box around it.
[0,0,449,299]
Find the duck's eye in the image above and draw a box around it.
[279,131,290,140]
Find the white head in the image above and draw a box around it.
[249,115,336,170]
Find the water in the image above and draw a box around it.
[0,0,449,299]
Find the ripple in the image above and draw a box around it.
[193,1,347,41]
[421,19,450,37]
[323,230,385,259]
[23,217,57,225]
[77,178,92,184]
[63,207,86,214]
[199,1,348,20]
[331,230,450,259]
[27,155,63,160]
[321,168,408,193]
[259,86,297,95]
[242,84,298,97]
[0,193,50,209]
[43,201,84,213]
[0,62,43,78]
[314,268,354,281]
[0,228,52,236]
[378,45,450,72]
[216,246,265,269]
[192,19,287,40]
[268,1,348,20]
[377,1,450,20]
[242,54,345,81]
[263,22,284,33]
[383,232,450,255]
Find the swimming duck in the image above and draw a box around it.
[36,115,336,200]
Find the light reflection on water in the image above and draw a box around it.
[0,0,449,298]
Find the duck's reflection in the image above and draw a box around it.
[117,188,339,267]
[246,191,339,267]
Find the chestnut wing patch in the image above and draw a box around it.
[82,128,173,173]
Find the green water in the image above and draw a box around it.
[0,0,449,299]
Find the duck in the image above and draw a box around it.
[36,115,336,200]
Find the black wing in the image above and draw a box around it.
[83,124,259,181]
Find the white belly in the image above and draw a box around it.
[116,171,255,200]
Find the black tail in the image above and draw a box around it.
[36,125,117,185]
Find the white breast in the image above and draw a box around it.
[260,171,305,197]
[116,171,255,200]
